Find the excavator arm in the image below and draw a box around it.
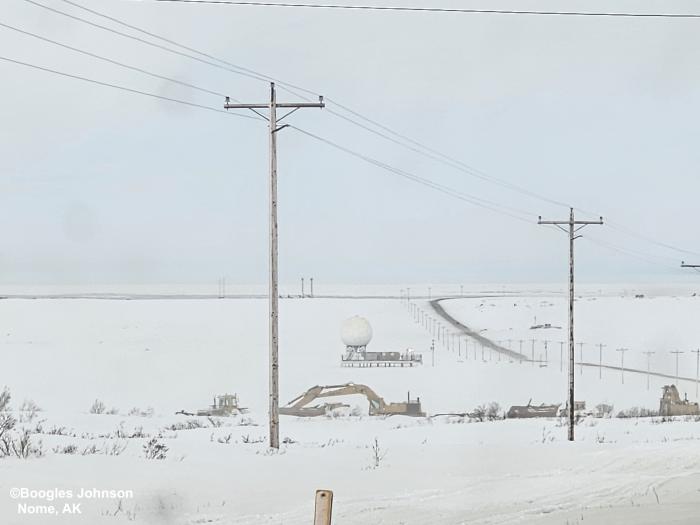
[280,383,423,417]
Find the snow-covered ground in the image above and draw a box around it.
[1,286,700,524]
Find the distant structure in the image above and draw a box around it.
[507,399,560,418]
[659,385,700,416]
[529,316,561,330]
[340,316,422,368]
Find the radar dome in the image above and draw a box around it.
[341,316,373,347]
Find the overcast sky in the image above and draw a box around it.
[1,0,699,286]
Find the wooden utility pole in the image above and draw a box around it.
[225,83,324,449]
[301,277,305,297]
[692,349,700,399]
[539,208,603,441]
[530,339,536,366]
[643,351,655,391]
[670,350,684,385]
[616,348,629,384]
[598,343,606,379]
[558,341,564,372]
[519,339,524,364]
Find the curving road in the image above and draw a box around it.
[431,297,700,385]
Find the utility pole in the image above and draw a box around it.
[431,340,435,367]
[310,277,314,297]
[460,284,464,296]
[539,208,603,442]
[530,339,536,367]
[543,340,549,366]
[519,340,524,364]
[643,351,655,391]
[559,341,565,372]
[578,342,585,376]
[598,343,606,380]
[428,286,431,300]
[616,348,628,384]
[670,350,684,385]
[692,349,700,400]
[301,277,305,298]
[225,83,324,449]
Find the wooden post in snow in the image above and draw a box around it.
[314,489,333,525]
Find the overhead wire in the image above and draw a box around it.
[0,55,260,120]
[289,125,537,224]
[150,0,700,19]
[12,0,700,266]
[0,19,233,100]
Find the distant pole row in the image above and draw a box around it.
[300,277,315,297]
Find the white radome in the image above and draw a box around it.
[341,316,373,347]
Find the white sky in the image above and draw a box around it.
[1,0,699,285]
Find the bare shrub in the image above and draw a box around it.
[143,438,168,460]
[19,400,41,423]
[128,407,154,418]
[0,429,43,459]
[241,434,264,444]
[105,441,128,456]
[166,419,206,431]
[53,444,78,455]
[216,434,232,444]
[82,444,100,455]
[0,388,15,441]
[90,399,106,415]
[207,417,223,428]
[472,405,486,422]
[616,407,658,418]
[370,437,387,469]
[486,402,502,421]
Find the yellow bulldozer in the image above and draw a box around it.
[279,383,425,417]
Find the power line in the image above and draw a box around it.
[55,0,320,97]
[151,0,700,19]
[31,0,575,211]
[0,19,233,101]
[583,236,681,271]
[39,0,700,262]
[23,0,272,84]
[290,125,536,224]
[0,54,259,120]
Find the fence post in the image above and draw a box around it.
[314,489,333,525]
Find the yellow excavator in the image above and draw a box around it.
[279,383,425,417]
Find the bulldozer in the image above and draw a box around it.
[176,393,247,417]
[279,383,425,417]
